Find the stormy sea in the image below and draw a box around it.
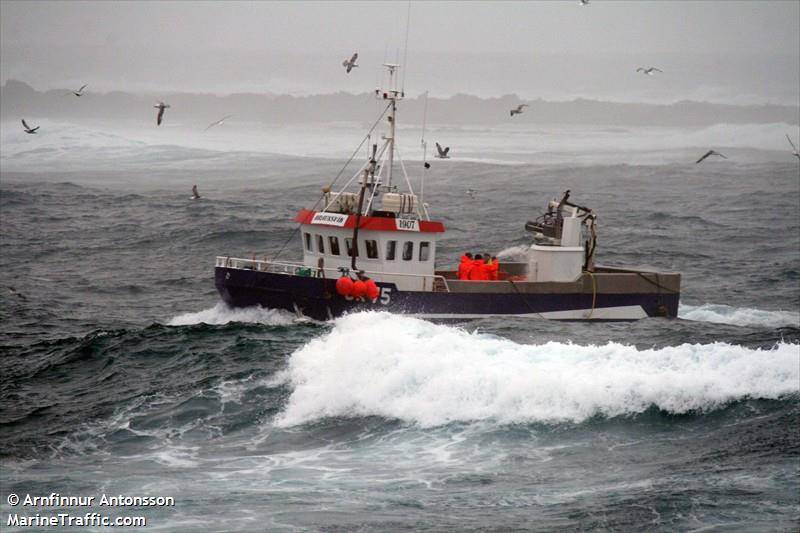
[1,118,799,531]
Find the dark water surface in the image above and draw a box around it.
[1,148,799,531]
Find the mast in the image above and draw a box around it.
[420,90,430,220]
[377,63,403,189]
[388,93,396,188]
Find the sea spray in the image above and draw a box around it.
[679,303,800,328]
[167,302,297,326]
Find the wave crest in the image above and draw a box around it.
[679,303,800,328]
[167,302,296,326]
[275,312,800,428]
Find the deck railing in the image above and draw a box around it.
[215,256,450,292]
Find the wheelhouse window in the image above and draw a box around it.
[328,236,341,256]
[304,232,312,252]
[402,241,414,261]
[419,241,431,262]
[386,240,397,260]
[315,234,325,254]
[365,239,379,259]
[345,237,358,257]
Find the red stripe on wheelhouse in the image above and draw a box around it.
[294,209,445,233]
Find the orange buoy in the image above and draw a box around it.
[336,276,354,296]
[365,279,379,300]
[352,279,367,298]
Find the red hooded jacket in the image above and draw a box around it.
[487,258,499,280]
[469,259,488,280]
[457,255,472,280]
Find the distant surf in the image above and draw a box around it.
[2,119,797,172]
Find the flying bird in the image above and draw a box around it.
[21,119,39,134]
[6,286,26,300]
[466,189,477,198]
[62,84,88,97]
[579,0,590,5]
[435,142,450,159]
[343,53,359,73]
[510,104,528,117]
[637,67,663,76]
[695,150,727,164]
[154,102,170,126]
[204,115,233,131]
[786,134,800,159]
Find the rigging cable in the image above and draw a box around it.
[585,271,597,319]
[635,272,679,293]
[271,102,393,261]
[507,279,544,318]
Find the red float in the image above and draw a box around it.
[352,280,367,298]
[365,279,379,300]
[335,276,354,296]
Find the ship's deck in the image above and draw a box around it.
[216,257,680,296]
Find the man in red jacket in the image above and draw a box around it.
[487,256,499,280]
[469,254,488,280]
[457,252,473,280]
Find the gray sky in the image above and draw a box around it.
[1,0,798,104]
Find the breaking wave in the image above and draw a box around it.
[275,312,800,428]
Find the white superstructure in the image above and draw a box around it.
[525,191,597,282]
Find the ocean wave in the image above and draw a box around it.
[167,302,297,326]
[275,312,800,428]
[679,303,800,328]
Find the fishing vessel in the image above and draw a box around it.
[214,64,680,321]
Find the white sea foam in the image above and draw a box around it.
[3,120,796,173]
[275,312,800,428]
[167,302,296,326]
[680,303,800,328]
[151,445,201,468]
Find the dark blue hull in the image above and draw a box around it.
[215,267,680,321]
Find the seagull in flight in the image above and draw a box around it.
[637,67,663,76]
[154,101,170,126]
[510,104,528,117]
[695,150,727,164]
[466,189,477,198]
[786,134,800,159]
[435,142,450,159]
[71,84,88,97]
[579,0,590,5]
[204,115,233,131]
[21,119,39,134]
[6,286,26,300]
[343,52,359,73]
